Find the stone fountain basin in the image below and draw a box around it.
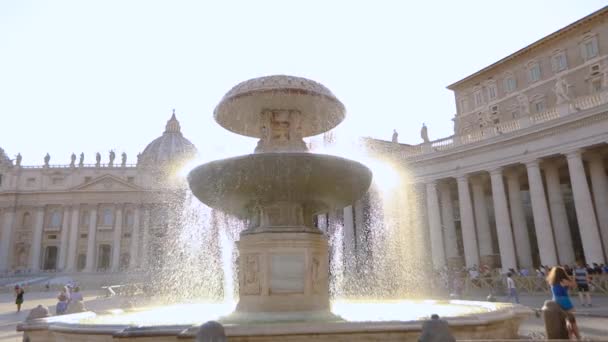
[188,153,372,218]
[18,301,533,341]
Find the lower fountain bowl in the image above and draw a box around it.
[18,300,532,341]
[187,153,373,218]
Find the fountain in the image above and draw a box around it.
[18,75,531,341]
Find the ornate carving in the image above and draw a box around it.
[311,256,322,294]
[554,77,571,104]
[241,254,261,295]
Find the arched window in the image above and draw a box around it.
[50,211,62,228]
[22,212,31,228]
[102,208,113,226]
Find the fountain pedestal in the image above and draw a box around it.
[234,231,332,320]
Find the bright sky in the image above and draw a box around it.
[1,1,606,165]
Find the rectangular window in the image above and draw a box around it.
[84,176,92,183]
[48,234,57,240]
[127,177,135,183]
[504,77,516,93]
[123,233,131,238]
[52,177,63,185]
[459,98,468,113]
[487,84,497,100]
[552,53,567,72]
[80,233,88,239]
[26,178,36,186]
[528,64,541,83]
[584,39,598,60]
[473,90,483,107]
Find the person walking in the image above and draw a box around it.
[547,266,580,340]
[573,261,592,307]
[506,273,519,304]
[14,285,25,313]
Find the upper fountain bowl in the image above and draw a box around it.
[214,75,345,138]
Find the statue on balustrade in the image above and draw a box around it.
[70,153,76,167]
[95,152,101,167]
[554,77,571,104]
[79,153,84,167]
[121,152,127,167]
[44,153,50,167]
[420,123,429,143]
[392,129,399,143]
[15,153,22,167]
[109,150,115,167]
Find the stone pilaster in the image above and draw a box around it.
[566,150,605,263]
[66,205,80,272]
[525,160,558,267]
[588,153,608,260]
[489,168,517,271]
[0,208,16,272]
[129,205,141,270]
[140,206,151,268]
[505,169,533,268]
[84,206,98,272]
[57,205,71,271]
[543,161,575,265]
[456,175,480,267]
[426,181,446,269]
[111,204,123,272]
[30,207,45,272]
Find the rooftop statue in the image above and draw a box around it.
[44,153,50,167]
[109,150,116,167]
[121,152,127,167]
[421,123,430,143]
[95,152,101,167]
[392,129,399,143]
[15,153,22,167]
[79,153,84,167]
[70,153,76,167]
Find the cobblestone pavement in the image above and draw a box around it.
[1,291,607,341]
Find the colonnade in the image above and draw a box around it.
[0,203,152,273]
[425,149,608,271]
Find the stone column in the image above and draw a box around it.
[588,153,608,260]
[426,181,446,269]
[505,169,533,269]
[129,206,141,270]
[471,176,494,262]
[544,161,575,265]
[489,168,517,271]
[84,206,98,272]
[438,182,459,261]
[30,207,45,272]
[140,206,150,268]
[57,206,71,271]
[111,204,123,272]
[0,208,16,272]
[565,150,605,263]
[525,160,558,266]
[66,205,80,272]
[456,175,480,267]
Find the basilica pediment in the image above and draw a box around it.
[70,174,143,192]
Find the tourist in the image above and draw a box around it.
[418,314,455,342]
[56,287,70,315]
[563,264,573,276]
[573,261,592,307]
[547,266,580,340]
[70,286,84,302]
[14,285,25,313]
[506,273,519,304]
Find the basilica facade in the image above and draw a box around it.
[2,7,608,275]
[0,113,196,274]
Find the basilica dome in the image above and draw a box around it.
[139,111,197,167]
